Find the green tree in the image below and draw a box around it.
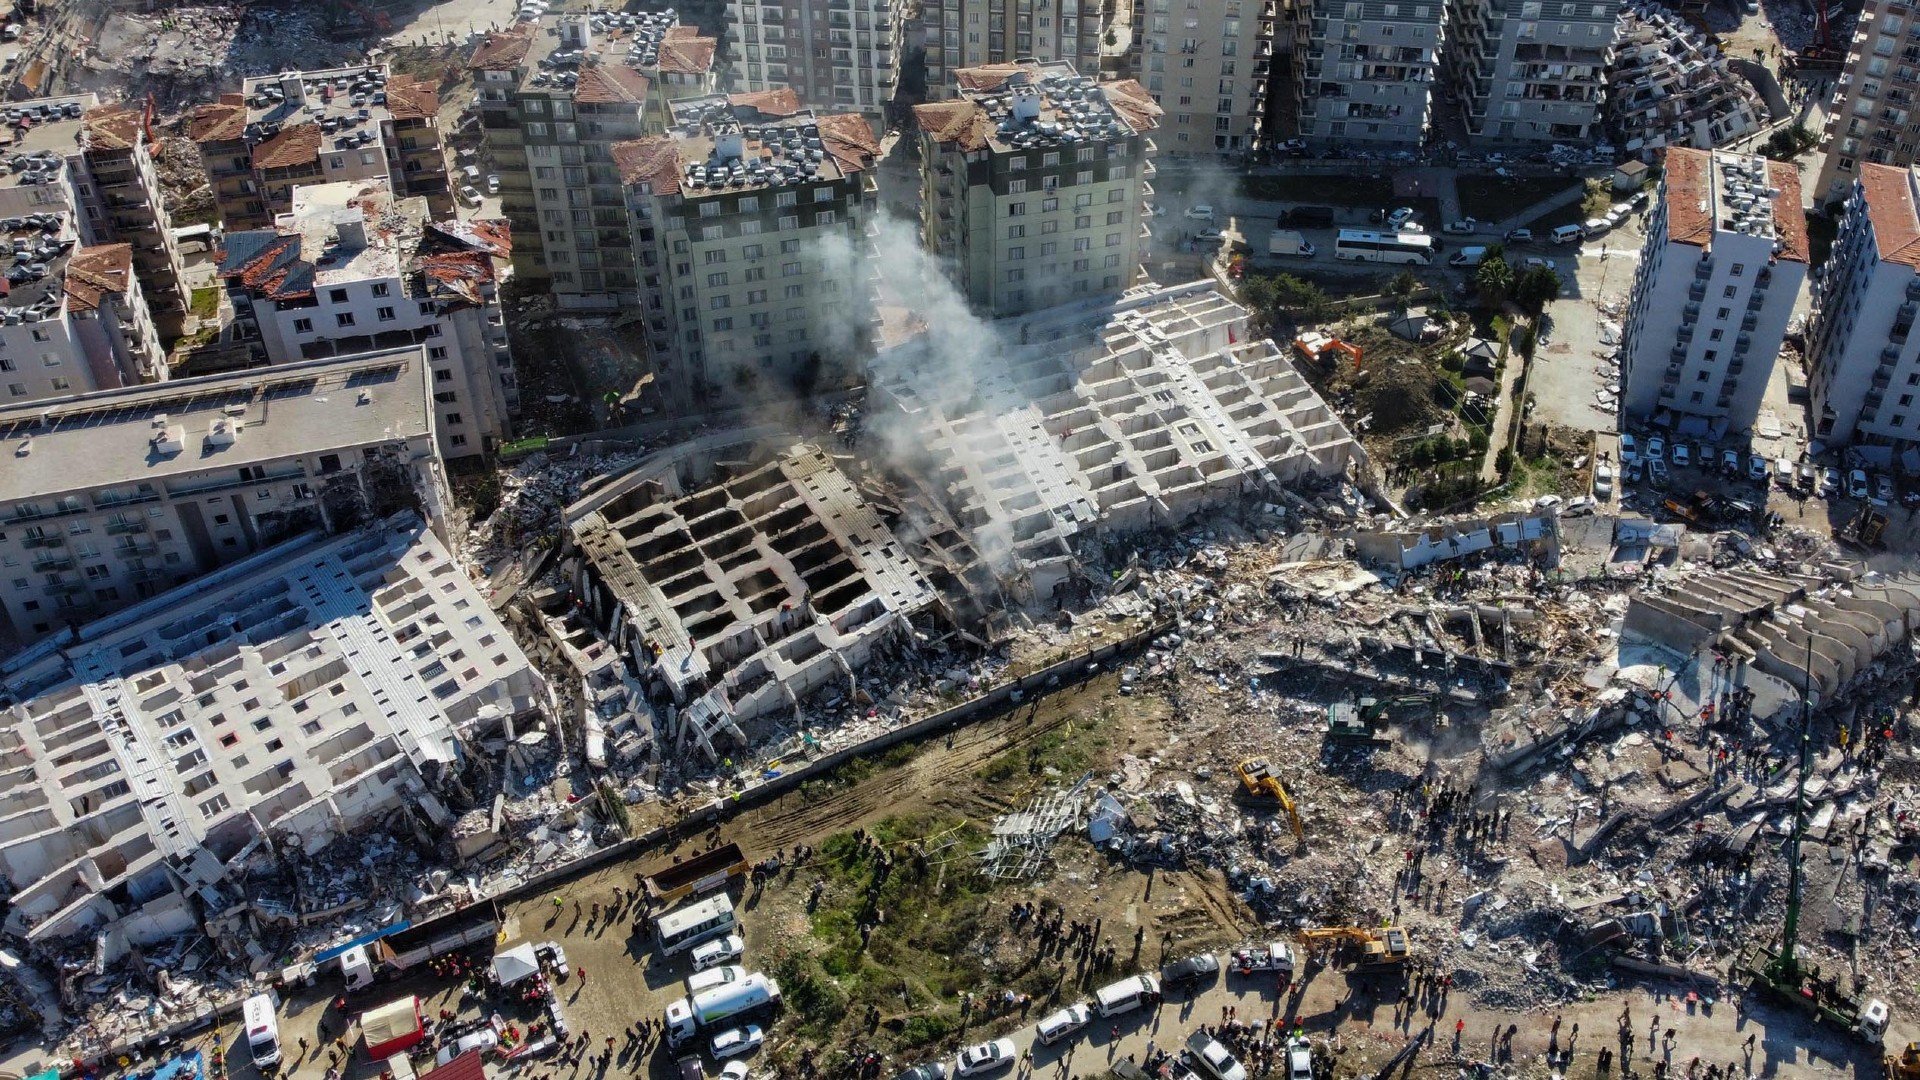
[1513,265,1563,314]
[1474,256,1514,309]
[1386,269,1420,307]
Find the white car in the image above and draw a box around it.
[1187,1037,1248,1080]
[1619,433,1638,464]
[1593,461,1614,497]
[1285,1039,1313,1080]
[954,1040,1016,1077]
[691,935,745,972]
[1877,474,1897,505]
[1671,442,1691,468]
[1645,436,1665,462]
[458,184,482,206]
[1822,466,1842,495]
[1035,1003,1093,1046]
[687,964,745,995]
[1849,468,1871,499]
[710,1026,764,1060]
[436,1030,499,1066]
[1443,219,1479,235]
[1195,229,1225,242]
[486,174,500,195]
[1747,455,1769,482]
[720,1064,751,1080]
[1387,206,1417,229]
[1522,256,1557,272]
[1183,205,1215,221]
[1720,448,1742,474]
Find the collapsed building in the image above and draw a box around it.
[1608,2,1766,157]
[0,516,547,962]
[557,281,1365,753]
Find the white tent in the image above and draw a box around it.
[492,942,540,986]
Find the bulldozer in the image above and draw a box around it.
[1233,758,1305,845]
[1326,694,1435,746]
[1888,1042,1920,1080]
[1297,926,1413,974]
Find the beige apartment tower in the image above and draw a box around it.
[1817,0,1920,206]
[726,0,902,119]
[921,0,1105,97]
[1132,0,1273,155]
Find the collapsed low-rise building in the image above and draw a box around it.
[870,280,1367,599]
[0,515,546,957]
[1607,2,1765,157]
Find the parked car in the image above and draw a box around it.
[1720,448,1741,475]
[1195,229,1225,242]
[893,1065,948,1080]
[1849,468,1871,499]
[1593,461,1615,497]
[687,965,746,995]
[691,935,745,972]
[1671,442,1691,468]
[1186,1034,1249,1080]
[1505,227,1535,244]
[1821,466,1842,495]
[1627,459,1645,484]
[720,1064,751,1080]
[710,1026,764,1060]
[1276,138,1308,155]
[1443,219,1479,234]
[1619,433,1638,463]
[1184,205,1215,220]
[1747,455,1769,482]
[1387,206,1418,229]
[458,184,482,206]
[1877,474,1897,505]
[436,1030,499,1067]
[954,1040,1017,1078]
[1522,256,1557,272]
[1285,1039,1313,1080]
[486,174,500,195]
[1161,953,1221,990]
[1035,1004,1093,1046]
[1648,459,1670,487]
[1645,437,1665,462]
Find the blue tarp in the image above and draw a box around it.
[314,921,411,964]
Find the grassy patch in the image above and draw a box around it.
[1455,175,1577,223]
[188,287,219,320]
[1240,173,1395,207]
[975,709,1111,785]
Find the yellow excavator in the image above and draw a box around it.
[1889,1043,1920,1080]
[1233,758,1305,844]
[1296,926,1413,973]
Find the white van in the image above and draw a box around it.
[1549,223,1583,245]
[1093,973,1160,1017]
[1448,245,1489,268]
[243,993,283,1068]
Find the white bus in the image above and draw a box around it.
[656,894,738,956]
[1334,229,1434,265]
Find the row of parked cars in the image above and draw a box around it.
[1617,432,1914,506]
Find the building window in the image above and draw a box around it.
[329,288,349,304]
[336,313,355,328]
[293,318,313,334]
[377,306,395,321]
[372,282,391,297]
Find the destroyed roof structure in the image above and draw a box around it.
[1355,509,1560,572]
[869,280,1367,600]
[0,514,546,956]
[1607,2,1765,157]
[566,436,945,757]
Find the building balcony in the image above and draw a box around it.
[31,555,74,573]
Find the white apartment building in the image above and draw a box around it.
[1132,0,1272,155]
[612,93,881,409]
[921,0,1104,99]
[1441,0,1614,143]
[1288,0,1444,145]
[0,516,545,952]
[727,0,901,119]
[217,179,518,460]
[1620,147,1808,436]
[0,348,446,645]
[1806,163,1920,449]
[1816,0,1920,206]
[470,12,717,309]
[915,62,1161,317]
[0,232,167,404]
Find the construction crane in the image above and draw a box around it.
[1297,926,1412,973]
[1233,758,1304,845]
[1326,694,1434,745]
[1731,638,1893,1045]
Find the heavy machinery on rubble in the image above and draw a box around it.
[1325,694,1434,746]
[1730,641,1892,1046]
[1232,758,1305,846]
[1297,926,1412,975]
[1889,1042,1920,1080]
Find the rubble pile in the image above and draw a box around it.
[1609,2,1766,158]
[463,447,651,571]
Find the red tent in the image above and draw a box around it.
[362,996,426,1059]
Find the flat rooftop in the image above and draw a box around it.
[916,62,1160,155]
[505,14,671,103]
[284,178,417,287]
[0,347,431,505]
[241,64,396,137]
[0,217,74,318]
[1663,146,1808,262]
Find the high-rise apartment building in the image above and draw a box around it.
[1815,0,1920,207]
[470,13,718,310]
[215,178,519,461]
[1441,0,1613,143]
[1131,0,1271,155]
[727,0,901,119]
[1806,163,1920,449]
[915,62,1160,317]
[78,104,191,342]
[188,66,449,232]
[921,0,1104,97]
[0,347,444,643]
[612,92,881,408]
[1620,147,1808,435]
[1287,0,1444,145]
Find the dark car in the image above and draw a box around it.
[894,1066,949,1080]
[1161,952,1222,989]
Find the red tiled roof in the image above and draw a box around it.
[188,101,247,144]
[575,62,650,106]
[657,27,716,75]
[727,87,802,118]
[422,217,511,260]
[385,74,439,122]
[64,244,133,313]
[1768,159,1808,264]
[253,123,322,170]
[83,104,142,151]
[219,232,311,300]
[954,64,1028,93]
[817,113,878,174]
[470,25,534,70]
[913,100,990,152]
[1663,146,1712,251]
[1102,79,1162,132]
[612,137,681,195]
[1862,163,1920,269]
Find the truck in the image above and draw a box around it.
[644,842,749,907]
[336,910,500,991]
[1229,941,1297,979]
[664,972,782,1046]
[1267,230,1315,258]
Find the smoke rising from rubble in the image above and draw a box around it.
[814,210,1022,571]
